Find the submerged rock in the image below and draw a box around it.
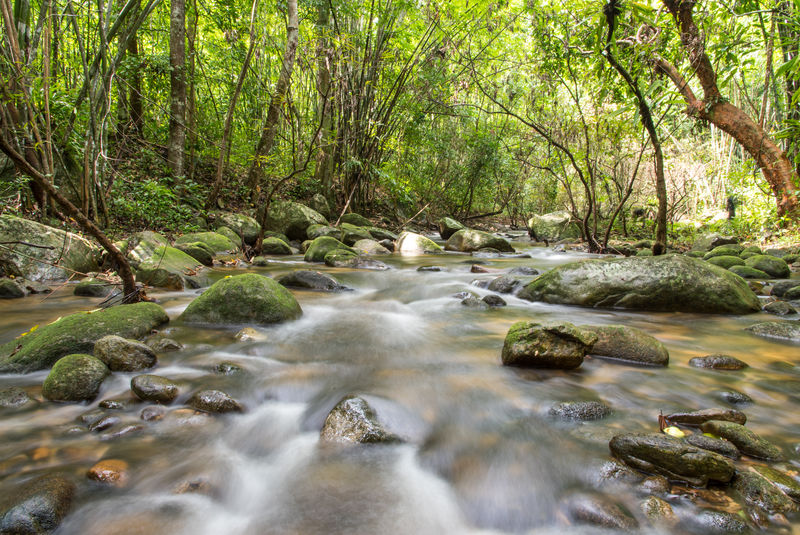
[87,459,130,487]
[180,273,302,325]
[584,324,669,367]
[277,270,349,292]
[0,474,76,534]
[561,492,638,530]
[681,510,752,534]
[713,390,754,406]
[688,354,748,370]
[482,295,506,307]
[93,335,157,372]
[320,396,401,445]
[188,390,243,413]
[501,321,597,369]
[487,275,522,294]
[445,229,514,253]
[518,255,760,314]
[549,401,612,421]
[0,387,32,408]
[131,375,179,404]
[609,433,736,486]
[700,420,784,461]
[641,496,677,526]
[745,321,800,342]
[396,232,443,255]
[0,302,169,373]
[734,471,797,515]
[666,408,746,426]
[42,354,110,402]
[753,465,800,501]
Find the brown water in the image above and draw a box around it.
[1,235,799,534]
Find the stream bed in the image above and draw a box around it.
[1,234,799,534]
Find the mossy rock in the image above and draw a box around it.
[308,193,331,219]
[339,213,371,227]
[0,278,25,299]
[704,244,744,260]
[706,255,745,269]
[518,254,760,314]
[501,321,597,369]
[729,265,769,279]
[636,249,654,257]
[307,224,342,240]
[527,211,580,242]
[0,302,169,373]
[445,229,514,253]
[396,232,443,255]
[42,354,110,402]
[701,420,783,461]
[261,237,292,255]
[124,231,170,268]
[744,255,790,278]
[263,231,291,244]
[210,212,261,245]
[262,201,327,241]
[743,245,762,255]
[366,227,397,241]
[734,471,797,516]
[74,278,113,298]
[691,233,738,252]
[215,226,242,247]
[339,224,373,246]
[352,239,391,255]
[685,250,705,258]
[746,321,800,342]
[175,242,214,266]
[180,273,302,326]
[583,324,668,366]
[324,249,359,266]
[175,232,239,254]
[438,217,466,240]
[135,246,206,290]
[304,236,356,262]
[739,251,759,260]
[94,335,157,372]
[784,253,799,264]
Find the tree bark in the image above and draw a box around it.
[660,0,799,219]
[246,0,299,203]
[167,0,186,178]
[313,1,335,203]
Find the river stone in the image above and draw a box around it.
[461,296,488,309]
[135,246,206,290]
[74,278,113,298]
[215,226,242,247]
[147,337,183,353]
[701,420,783,460]
[707,255,745,269]
[175,242,214,266]
[123,231,169,267]
[188,390,243,413]
[734,471,797,515]
[210,211,261,245]
[745,321,800,342]
[744,255,790,278]
[215,361,244,375]
[260,237,292,255]
[0,278,25,298]
[87,459,129,487]
[339,224,373,246]
[131,375,179,403]
[639,475,671,495]
[527,211,579,242]
[609,433,735,486]
[487,275,521,294]
[666,408,746,426]
[42,354,110,402]
[303,236,355,262]
[704,245,744,259]
[277,270,349,292]
[501,321,597,369]
[753,466,800,501]
[339,213,371,227]
[308,193,331,219]
[482,295,506,307]
[263,201,327,241]
[0,302,169,373]
[396,232,443,255]
[685,434,740,459]
[713,390,753,406]
[180,273,302,326]
[0,387,31,408]
[641,496,677,525]
[307,224,342,240]
[771,280,800,297]
[93,335,157,372]
[729,265,770,279]
[549,401,612,421]
[764,300,796,316]
[367,227,397,242]
[0,474,76,534]
[688,354,748,370]
[417,265,446,272]
[326,254,389,271]
[175,231,239,254]
[518,255,760,314]
[682,510,751,534]
[583,324,669,367]
[0,215,99,282]
[561,492,638,530]
[445,229,514,253]
[320,396,401,444]
[692,233,738,252]
[351,239,390,255]
[438,217,465,240]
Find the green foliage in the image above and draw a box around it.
[110,178,200,232]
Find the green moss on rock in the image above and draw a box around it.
[42,354,110,402]
[501,321,597,369]
[261,237,292,255]
[706,255,745,269]
[304,236,356,262]
[744,255,790,278]
[175,232,239,253]
[135,246,206,290]
[729,265,770,279]
[263,201,327,241]
[396,232,443,255]
[445,229,514,253]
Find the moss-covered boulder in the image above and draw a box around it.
[445,229,514,253]
[366,227,397,241]
[438,217,466,240]
[303,236,356,262]
[700,420,784,461]
[180,273,301,325]
[323,249,358,266]
[706,255,745,269]
[74,278,113,298]
[175,242,214,266]
[583,324,669,366]
[0,474,75,534]
[501,321,597,369]
[94,335,157,372]
[42,354,110,402]
[339,213,371,227]
[0,302,169,373]
[745,321,800,342]
[124,231,170,268]
[210,212,261,245]
[339,223,373,246]
[0,215,99,282]
[691,233,738,252]
[729,265,770,279]
[307,224,342,240]
[518,255,760,314]
[277,270,350,292]
[175,232,239,254]
[0,278,25,299]
[260,237,292,255]
[135,246,206,290]
[527,211,580,242]
[734,471,797,516]
[325,253,389,270]
[352,239,391,255]
[396,232,443,255]
[703,244,744,260]
[308,193,332,219]
[744,255,790,278]
[215,226,242,247]
[263,201,327,241]
[609,433,735,486]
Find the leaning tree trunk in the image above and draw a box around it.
[167,0,186,178]
[246,0,299,203]
[660,0,799,219]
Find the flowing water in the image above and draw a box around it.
[1,234,799,534]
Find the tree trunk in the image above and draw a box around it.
[313,1,335,203]
[660,0,799,219]
[167,0,186,178]
[246,0,299,203]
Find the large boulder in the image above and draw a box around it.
[263,201,328,241]
[744,255,790,278]
[438,217,466,240]
[260,237,292,255]
[180,273,302,325]
[0,215,99,282]
[583,324,669,366]
[746,321,800,342]
[609,433,735,486]
[0,474,75,534]
[308,193,332,220]
[210,212,261,245]
[123,231,170,267]
[42,354,110,402]
[396,232,443,255]
[0,302,169,373]
[303,236,356,262]
[501,321,597,369]
[339,213,371,227]
[174,232,239,254]
[518,255,761,314]
[135,246,206,290]
[175,242,214,266]
[691,233,738,252]
[352,239,391,255]
[339,223,373,246]
[307,224,342,240]
[445,229,514,253]
[277,270,350,292]
[700,420,784,461]
[93,335,157,372]
[527,211,579,242]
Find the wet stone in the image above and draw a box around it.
[597,460,643,485]
[753,465,800,501]
[764,300,796,316]
[561,492,638,530]
[187,390,243,414]
[681,510,752,534]
[713,390,754,406]
[487,275,521,294]
[140,406,166,422]
[87,459,129,488]
[638,475,670,495]
[100,424,143,440]
[470,264,490,273]
[685,434,740,459]
[320,396,401,445]
[234,328,267,343]
[700,420,784,461]
[640,496,677,525]
[745,321,800,342]
[461,297,489,309]
[508,266,540,276]
[0,474,76,534]
[98,397,137,410]
[93,335,157,372]
[501,321,597,369]
[147,337,183,353]
[215,361,243,375]
[666,408,746,426]
[549,401,612,421]
[417,265,446,272]
[0,387,31,408]
[733,471,797,515]
[88,415,120,433]
[689,354,748,370]
[482,295,506,307]
[130,375,179,404]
